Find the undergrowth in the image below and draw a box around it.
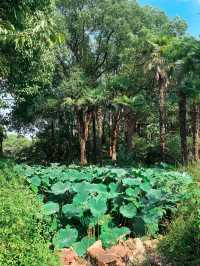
[0,160,59,266]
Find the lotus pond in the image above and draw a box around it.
[15,164,192,256]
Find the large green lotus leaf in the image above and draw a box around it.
[142,207,165,222]
[139,182,151,192]
[141,207,165,235]
[108,183,120,198]
[88,196,107,217]
[41,175,50,187]
[120,203,137,218]
[53,225,78,248]
[100,225,130,248]
[29,176,41,187]
[73,190,90,206]
[61,169,93,182]
[122,178,142,187]
[42,201,59,215]
[51,181,70,195]
[73,181,91,192]
[89,183,108,194]
[72,237,95,256]
[109,168,127,179]
[62,204,83,218]
[146,189,162,203]
[125,187,140,197]
[60,169,79,181]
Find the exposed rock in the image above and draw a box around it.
[60,238,164,266]
[59,248,88,266]
[87,240,105,259]
[59,248,78,266]
[143,239,159,253]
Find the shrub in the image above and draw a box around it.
[158,215,200,266]
[158,184,200,266]
[3,134,32,158]
[0,161,59,266]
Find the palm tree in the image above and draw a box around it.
[146,37,171,161]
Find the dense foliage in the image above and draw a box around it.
[19,163,192,255]
[0,0,200,264]
[158,183,200,265]
[0,161,59,266]
[0,0,200,167]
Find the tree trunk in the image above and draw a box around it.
[125,108,136,152]
[159,82,166,162]
[109,110,113,158]
[92,111,97,163]
[110,110,121,162]
[0,139,3,156]
[191,103,199,161]
[78,110,92,166]
[0,125,5,157]
[97,107,104,163]
[179,91,188,164]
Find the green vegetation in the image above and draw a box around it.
[0,161,59,266]
[3,134,32,157]
[158,183,200,266]
[19,163,191,255]
[0,0,200,265]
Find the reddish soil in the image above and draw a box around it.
[59,238,164,266]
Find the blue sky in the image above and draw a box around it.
[139,0,200,36]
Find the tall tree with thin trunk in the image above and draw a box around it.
[78,109,92,166]
[92,111,97,163]
[97,107,104,163]
[146,37,171,161]
[191,103,199,161]
[124,108,136,152]
[179,91,188,164]
[156,66,167,162]
[110,110,121,162]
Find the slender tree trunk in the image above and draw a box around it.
[109,110,113,158]
[191,103,199,161]
[92,111,97,163]
[97,107,104,163]
[78,110,92,166]
[51,120,55,157]
[124,108,136,152]
[0,139,3,156]
[159,82,166,162]
[110,110,121,161]
[179,91,188,164]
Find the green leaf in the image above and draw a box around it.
[42,201,59,215]
[72,237,95,256]
[88,197,107,217]
[122,178,142,187]
[146,189,162,203]
[52,225,78,248]
[120,203,137,218]
[51,182,70,195]
[29,176,41,187]
[73,190,90,205]
[62,204,83,218]
[140,182,151,192]
[108,183,120,198]
[125,187,140,197]
[109,168,127,179]
[100,225,130,248]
